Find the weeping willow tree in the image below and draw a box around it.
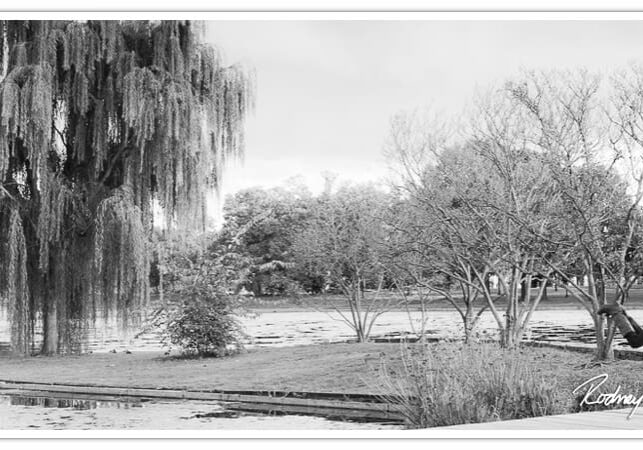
[0,21,254,355]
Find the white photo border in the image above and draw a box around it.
[0,4,641,444]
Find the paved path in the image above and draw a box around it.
[444,408,643,430]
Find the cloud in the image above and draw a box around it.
[206,20,643,199]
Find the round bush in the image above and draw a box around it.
[165,300,243,357]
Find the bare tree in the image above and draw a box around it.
[606,64,643,303]
[384,69,643,356]
[293,184,399,343]
[505,68,643,360]
[385,176,489,343]
[385,112,490,343]
[386,110,554,348]
[465,88,563,348]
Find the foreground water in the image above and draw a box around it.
[0,391,401,430]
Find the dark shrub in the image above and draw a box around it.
[165,298,243,358]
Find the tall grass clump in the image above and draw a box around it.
[379,343,565,428]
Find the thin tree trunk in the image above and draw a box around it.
[463,314,471,344]
[594,314,614,361]
[520,278,529,303]
[503,271,518,348]
[41,299,58,355]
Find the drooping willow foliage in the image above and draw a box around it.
[0,21,254,354]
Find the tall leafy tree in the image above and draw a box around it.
[218,180,312,296]
[0,21,254,354]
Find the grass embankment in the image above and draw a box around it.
[0,343,641,400]
[0,344,390,393]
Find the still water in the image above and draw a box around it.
[1,307,639,353]
[0,391,402,430]
[76,307,643,353]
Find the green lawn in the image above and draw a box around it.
[0,342,641,403]
[0,343,393,394]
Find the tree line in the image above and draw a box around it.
[213,68,643,360]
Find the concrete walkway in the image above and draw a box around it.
[444,408,643,430]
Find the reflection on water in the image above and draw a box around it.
[10,396,109,410]
[4,394,147,410]
[0,392,402,430]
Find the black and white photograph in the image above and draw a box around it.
[2,4,643,441]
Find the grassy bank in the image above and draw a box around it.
[0,344,393,393]
[1,343,642,403]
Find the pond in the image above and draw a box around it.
[2,307,641,353]
[0,390,402,430]
[90,307,643,353]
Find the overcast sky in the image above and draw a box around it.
[206,20,643,199]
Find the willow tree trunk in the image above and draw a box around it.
[41,299,58,355]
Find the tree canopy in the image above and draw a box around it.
[217,180,312,296]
